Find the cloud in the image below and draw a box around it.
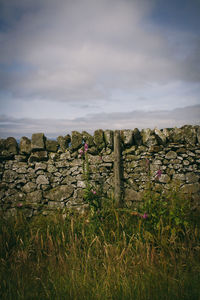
[0,105,199,139]
[0,0,199,105]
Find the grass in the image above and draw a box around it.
[0,206,200,300]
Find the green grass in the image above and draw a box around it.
[0,207,200,300]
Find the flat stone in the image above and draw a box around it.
[20,137,31,154]
[31,133,46,150]
[121,130,133,146]
[141,128,157,147]
[29,151,48,162]
[43,185,74,201]
[46,140,58,152]
[181,125,197,145]
[159,174,170,183]
[57,136,68,152]
[77,181,86,188]
[36,175,49,185]
[48,201,65,208]
[22,182,37,193]
[124,189,143,202]
[104,130,113,149]
[2,170,18,183]
[47,165,57,173]
[26,190,43,203]
[185,173,199,183]
[154,128,166,145]
[181,183,200,194]
[35,162,47,171]
[133,128,142,145]
[94,129,105,150]
[5,137,18,155]
[165,151,177,159]
[173,174,186,182]
[82,131,94,147]
[71,131,83,150]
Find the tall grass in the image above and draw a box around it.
[0,207,200,300]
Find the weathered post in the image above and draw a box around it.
[114,130,122,207]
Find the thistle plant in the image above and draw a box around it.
[140,158,191,234]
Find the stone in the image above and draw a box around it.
[35,162,47,171]
[31,133,46,150]
[20,137,31,154]
[71,131,83,150]
[165,151,177,159]
[36,175,49,185]
[87,154,101,165]
[173,174,186,182]
[123,146,136,155]
[48,201,65,208]
[181,183,200,194]
[133,128,142,145]
[22,182,37,193]
[46,140,58,152]
[159,174,170,183]
[141,128,157,147]
[185,173,199,183]
[121,130,133,146]
[14,155,27,162]
[77,181,86,188]
[82,131,94,147]
[170,127,184,143]
[104,130,114,149]
[154,128,166,145]
[47,165,57,173]
[124,189,142,202]
[94,129,105,150]
[183,160,190,166]
[102,153,114,162]
[149,145,162,152]
[181,125,197,145]
[5,137,18,155]
[57,136,68,152]
[2,170,18,183]
[26,190,43,203]
[43,185,74,201]
[29,151,48,162]
[60,152,71,160]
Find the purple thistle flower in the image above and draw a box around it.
[155,169,162,179]
[79,149,84,155]
[17,203,23,208]
[91,190,96,195]
[84,143,89,152]
[141,213,148,219]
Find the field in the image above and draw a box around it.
[0,197,200,300]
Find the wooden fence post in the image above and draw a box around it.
[114,130,122,207]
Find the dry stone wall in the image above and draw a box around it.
[0,125,200,217]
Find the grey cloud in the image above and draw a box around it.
[0,105,199,139]
[0,0,199,104]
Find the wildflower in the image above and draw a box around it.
[141,213,148,219]
[79,149,84,156]
[17,203,23,208]
[155,169,162,179]
[84,143,88,152]
[91,190,96,195]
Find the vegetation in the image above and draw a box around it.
[1,145,199,299]
[0,197,199,300]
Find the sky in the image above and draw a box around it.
[0,0,200,138]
